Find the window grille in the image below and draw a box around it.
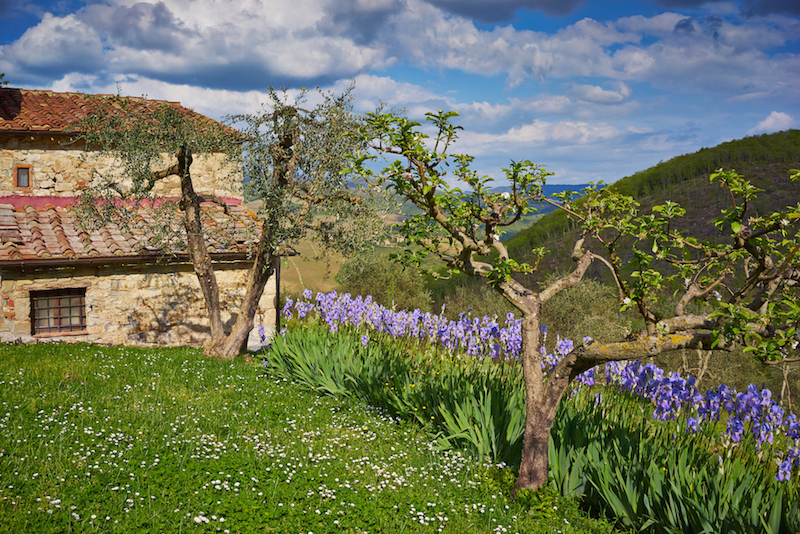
[30,288,87,335]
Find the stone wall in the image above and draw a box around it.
[0,135,240,199]
[0,259,276,347]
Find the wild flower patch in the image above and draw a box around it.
[283,289,799,482]
[0,343,614,533]
[283,289,590,385]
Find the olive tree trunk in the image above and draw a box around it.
[203,235,276,360]
[177,145,276,360]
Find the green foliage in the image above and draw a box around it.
[489,143,800,396]
[75,86,384,258]
[432,268,598,323]
[73,86,387,358]
[77,95,235,197]
[353,107,800,502]
[0,342,617,534]
[265,325,526,464]
[0,73,8,86]
[230,86,387,256]
[266,325,799,531]
[440,283,516,321]
[336,252,434,312]
[539,277,634,343]
[553,168,800,351]
[351,109,553,283]
[505,131,800,271]
[72,94,240,249]
[550,389,800,533]
[514,484,593,526]
[613,131,800,199]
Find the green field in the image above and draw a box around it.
[0,342,618,533]
[281,238,344,295]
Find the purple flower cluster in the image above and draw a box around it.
[284,290,525,359]
[284,290,798,482]
[604,360,800,482]
[284,291,594,387]
[604,361,702,421]
[258,325,266,344]
[540,330,596,387]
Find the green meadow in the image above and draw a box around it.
[0,342,616,534]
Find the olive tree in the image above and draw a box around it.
[351,110,800,492]
[76,87,383,359]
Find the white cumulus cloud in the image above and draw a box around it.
[569,82,632,104]
[748,111,795,135]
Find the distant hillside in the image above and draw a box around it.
[489,183,592,216]
[505,129,800,272]
[427,129,800,311]
[491,129,800,406]
[392,183,591,240]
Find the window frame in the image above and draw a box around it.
[14,165,32,189]
[30,288,88,337]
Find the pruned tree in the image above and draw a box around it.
[76,87,384,359]
[351,110,800,493]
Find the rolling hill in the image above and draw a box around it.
[505,129,800,269]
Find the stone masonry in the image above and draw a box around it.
[0,88,277,349]
[0,259,277,347]
[0,135,239,199]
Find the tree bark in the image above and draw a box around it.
[513,242,596,494]
[175,144,276,360]
[515,306,550,492]
[513,304,578,494]
[177,145,226,345]
[203,224,276,359]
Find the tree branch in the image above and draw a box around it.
[675,273,727,316]
[539,234,593,304]
[558,329,734,382]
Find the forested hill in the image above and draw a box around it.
[505,129,800,268]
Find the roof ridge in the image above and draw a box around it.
[6,88,183,105]
[1,88,211,134]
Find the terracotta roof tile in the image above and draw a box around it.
[1,88,217,134]
[0,196,258,264]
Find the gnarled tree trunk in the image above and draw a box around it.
[515,309,550,492]
[513,300,586,494]
[203,232,276,360]
[176,145,277,360]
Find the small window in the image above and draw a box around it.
[14,166,31,188]
[30,288,87,336]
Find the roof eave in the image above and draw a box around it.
[0,252,254,270]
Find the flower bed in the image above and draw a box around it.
[278,290,800,532]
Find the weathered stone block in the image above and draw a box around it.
[0,260,276,348]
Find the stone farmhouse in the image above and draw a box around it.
[0,88,277,347]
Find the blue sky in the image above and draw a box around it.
[1,0,798,185]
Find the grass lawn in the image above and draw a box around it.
[0,342,617,534]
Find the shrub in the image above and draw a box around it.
[540,276,634,344]
[441,283,516,321]
[336,253,433,312]
[551,387,800,533]
[265,325,526,463]
[269,295,800,532]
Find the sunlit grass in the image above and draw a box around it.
[0,342,617,533]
